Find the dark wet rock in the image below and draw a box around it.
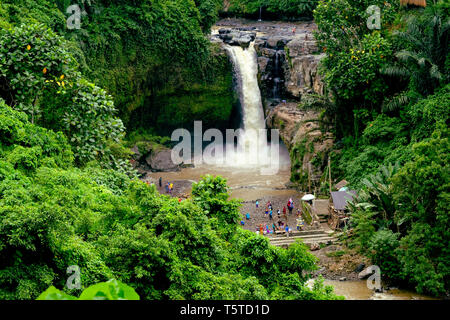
[130,145,142,161]
[145,149,181,172]
[218,28,231,34]
[218,30,256,49]
[355,263,366,273]
[257,57,270,75]
[266,36,291,49]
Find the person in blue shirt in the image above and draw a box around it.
[246,212,250,220]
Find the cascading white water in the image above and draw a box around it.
[224,42,272,167]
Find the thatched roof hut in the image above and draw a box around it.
[400,0,427,7]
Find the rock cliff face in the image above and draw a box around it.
[254,34,325,101]
[266,102,334,186]
[211,19,333,189]
[284,35,325,98]
[212,19,325,103]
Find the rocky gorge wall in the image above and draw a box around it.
[212,19,334,190]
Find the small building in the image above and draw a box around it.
[329,190,357,229]
[334,179,348,191]
[400,0,427,7]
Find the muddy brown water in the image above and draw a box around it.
[322,280,436,300]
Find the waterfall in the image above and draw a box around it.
[272,51,281,99]
[225,43,266,137]
[224,43,274,168]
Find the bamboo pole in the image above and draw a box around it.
[328,155,332,196]
[308,163,311,193]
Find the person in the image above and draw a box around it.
[169,183,173,194]
[265,209,269,216]
[277,209,281,218]
[267,201,272,211]
[246,212,250,220]
[272,223,277,231]
[285,224,290,237]
[256,200,259,208]
[278,220,284,228]
[159,177,162,187]
[283,206,287,216]
[287,198,294,215]
[297,208,302,218]
[269,210,273,220]
[240,220,245,226]
[259,224,264,235]
[165,182,169,193]
[296,218,304,231]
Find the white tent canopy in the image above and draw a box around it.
[301,194,315,201]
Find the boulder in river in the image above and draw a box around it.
[145,148,181,172]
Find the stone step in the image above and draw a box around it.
[269,235,335,244]
[270,229,325,238]
[268,233,330,242]
[271,236,338,247]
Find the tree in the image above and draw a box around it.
[381,2,450,108]
[0,23,127,167]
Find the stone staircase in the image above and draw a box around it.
[268,229,337,248]
[314,199,330,223]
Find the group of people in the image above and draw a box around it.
[241,198,306,236]
[159,178,174,194]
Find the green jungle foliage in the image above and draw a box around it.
[312,0,449,296]
[37,279,140,300]
[0,0,234,133]
[225,0,317,19]
[0,23,126,167]
[0,99,342,300]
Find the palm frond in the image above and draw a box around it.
[380,65,411,78]
[382,95,407,113]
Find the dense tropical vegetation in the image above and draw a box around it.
[0,0,341,300]
[0,0,448,300]
[0,102,339,299]
[313,0,449,296]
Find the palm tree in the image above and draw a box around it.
[381,3,449,110]
[348,163,401,231]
